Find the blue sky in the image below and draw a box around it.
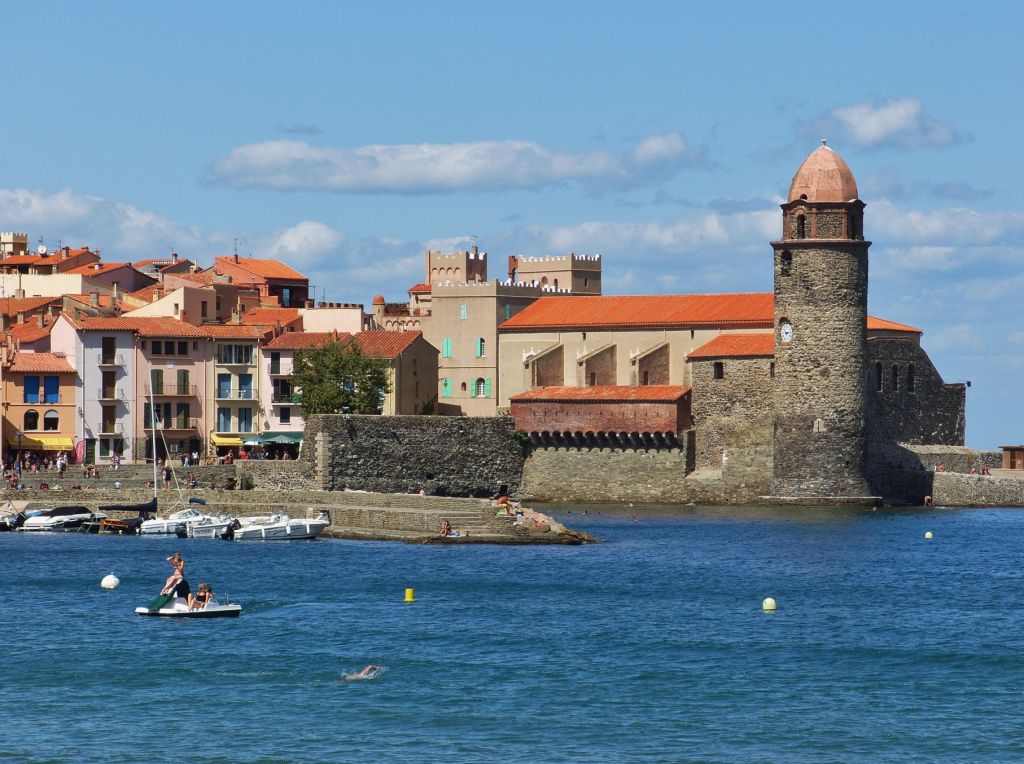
[0,1,1020,448]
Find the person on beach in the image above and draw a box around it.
[189,582,213,610]
[344,665,382,681]
[439,519,452,537]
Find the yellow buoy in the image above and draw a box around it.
[762,597,776,612]
[924,531,933,539]
[404,587,415,603]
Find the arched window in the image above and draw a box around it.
[875,362,883,392]
[43,410,59,431]
[780,251,792,277]
[475,378,486,397]
[460,381,467,392]
[795,215,805,239]
[24,410,39,430]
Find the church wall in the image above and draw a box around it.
[865,338,966,447]
[690,356,774,469]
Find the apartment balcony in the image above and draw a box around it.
[97,353,126,367]
[144,417,199,432]
[22,394,65,405]
[98,423,125,437]
[215,388,256,401]
[96,388,130,403]
[271,393,302,405]
[145,384,199,397]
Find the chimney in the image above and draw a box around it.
[89,292,99,307]
[171,251,179,264]
[112,283,119,303]
[507,255,518,281]
[233,252,240,264]
[16,312,24,324]
[48,305,59,319]
[14,288,24,298]
[0,314,8,331]
[152,287,162,303]
[36,313,44,328]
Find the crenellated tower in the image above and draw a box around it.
[770,141,875,501]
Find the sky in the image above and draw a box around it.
[0,1,1021,448]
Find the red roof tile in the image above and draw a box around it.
[66,316,208,337]
[7,321,55,343]
[511,385,691,402]
[0,296,59,316]
[353,331,422,359]
[240,307,303,328]
[8,351,74,373]
[500,293,923,334]
[263,331,352,350]
[501,293,775,330]
[65,262,134,275]
[867,316,922,333]
[204,324,271,339]
[688,333,774,359]
[408,283,432,293]
[215,256,308,281]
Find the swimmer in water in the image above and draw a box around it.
[344,664,382,681]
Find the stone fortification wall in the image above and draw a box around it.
[866,339,966,446]
[235,460,313,490]
[690,356,773,469]
[867,443,1002,503]
[521,441,772,505]
[932,473,1024,507]
[305,414,525,497]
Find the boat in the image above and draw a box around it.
[180,514,238,539]
[230,513,329,541]
[0,510,26,531]
[141,506,211,535]
[20,506,108,532]
[135,592,241,618]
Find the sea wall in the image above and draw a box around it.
[932,473,1024,507]
[305,414,526,498]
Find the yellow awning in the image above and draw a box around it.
[8,435,76,451]
[210,435,243,447]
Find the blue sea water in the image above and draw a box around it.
[3,505,1024,763]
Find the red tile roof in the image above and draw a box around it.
[501,293,775,330]
[65,262,134,275]
[263,331,353,350]
[215,256,308,281]
[511,385,691,402]
[7,321,56,343]
[204,324,271,339]
[353,331,422,359]
[500,292,923,334]
[688,333,774,359]
[66,316,208,337]
[408,283,432,294]
[8,351,74,373]
[0,296,59,315]
[64,294,121,309]
[867,316,922,333]
[240,307,303,328]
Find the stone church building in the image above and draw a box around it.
[505,143,966,504]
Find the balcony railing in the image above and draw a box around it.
[96,388,128,401]
[145,384,198,396]
[272,393,302,405]
[98,423,124,436]
[215,388,255,400]
[22,394,64,404]
[144,417,199,432]
[97,353,126,367]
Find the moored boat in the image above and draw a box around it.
[141,506,210,535]
[20,506,108,532]
[231,513,329,541]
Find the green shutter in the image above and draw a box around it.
[484,378,492,398]
[475,338,483,358]
[460,304,467,320]
[441,378,451,398]
[442,338,452,358]
[504,304,511,320]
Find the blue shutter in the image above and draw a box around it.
[484,378,492,398]
[24,375,39,404]
[460,304,468,320]
[442,338,452,358]
[504,304,511,320]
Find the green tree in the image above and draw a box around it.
[292,340,392,415]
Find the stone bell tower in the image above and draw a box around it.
[770,141,875,502]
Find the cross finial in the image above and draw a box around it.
[821,138,828,147]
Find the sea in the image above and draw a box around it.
[3,504,1024,763]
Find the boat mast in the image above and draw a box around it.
[149,366,158,499]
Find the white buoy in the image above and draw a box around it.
[101,573,120,589]
[762,597,777,612]
[924,531,933,540]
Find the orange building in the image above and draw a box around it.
[2,351,78,457]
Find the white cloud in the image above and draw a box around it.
[264,221,344,269]
[207,133,706,193]
[822,97,967,150]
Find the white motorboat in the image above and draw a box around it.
[135,594,241,618]
[230,513,329,541]
[141,506,211,535]
[20,506,108,532]
[182,515,238,539]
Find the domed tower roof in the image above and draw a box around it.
[787,141,859,203]
[372,294,385,306]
